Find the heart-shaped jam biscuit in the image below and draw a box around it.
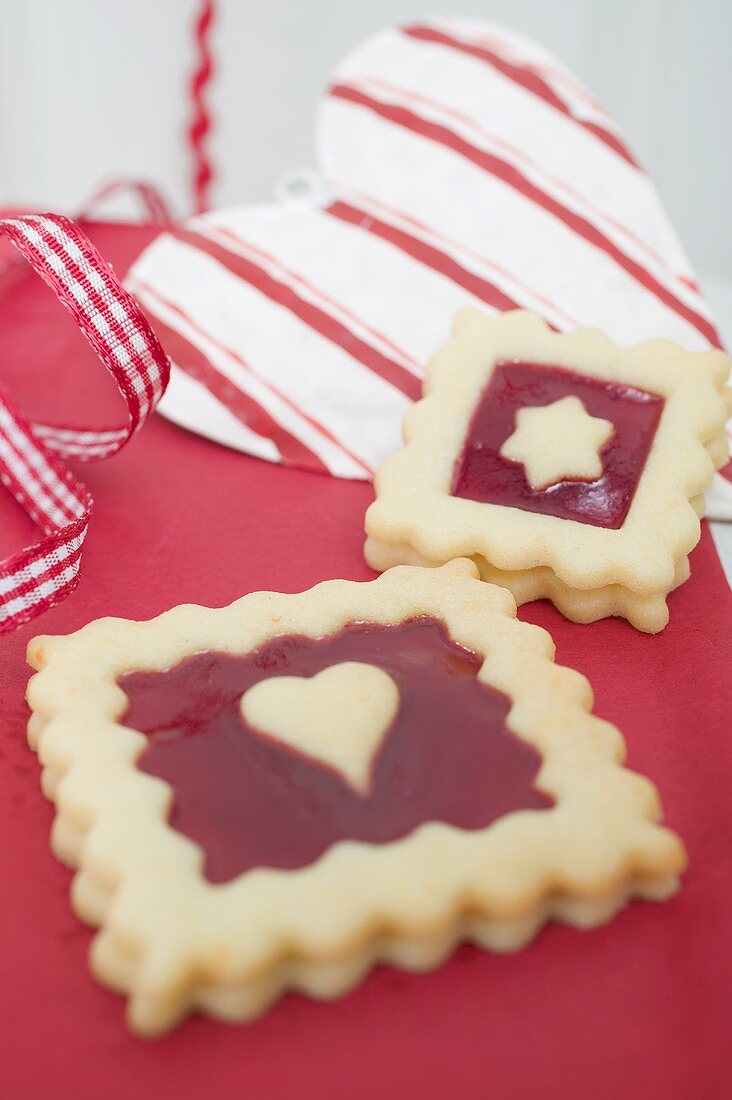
[26,561,685,1035]
[241,661,399,794]
[121,615,549,884]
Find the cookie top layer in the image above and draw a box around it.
[26,561,684,1033]
[366,309,730,597]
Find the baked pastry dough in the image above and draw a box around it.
[365,309,730,631]
[27,561,684,1035]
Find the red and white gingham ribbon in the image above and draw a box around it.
[0,213,170,634]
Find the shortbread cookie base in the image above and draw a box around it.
[36,793,679,1030]
[35,742,682,1035]
[87,872,678,1030]
[27,561,685,1035]
[364,538,691,633]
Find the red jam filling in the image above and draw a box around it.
[121,617,552,884]
[451,360,664,528]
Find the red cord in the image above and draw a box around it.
[188,0,216,214]
[79,179,175,226]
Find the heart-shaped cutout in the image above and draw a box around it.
[240,661,399,794]
[127,15,729,513]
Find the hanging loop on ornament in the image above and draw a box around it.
[274,168,333,207]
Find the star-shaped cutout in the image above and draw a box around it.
[500,396,614,490]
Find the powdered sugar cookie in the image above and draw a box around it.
[27,561,683,1035]
[365,310,730,632]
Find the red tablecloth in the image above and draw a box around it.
[1,224,730,1100]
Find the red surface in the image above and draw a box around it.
[127,619,549,883]
[0,223,731,1100]
[453,360,663,527]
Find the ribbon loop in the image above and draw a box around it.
[0,213,170,633]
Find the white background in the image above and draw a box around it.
[0,0,730,288]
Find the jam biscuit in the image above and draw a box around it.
[27,561,683,1035]
[365,310,730,632]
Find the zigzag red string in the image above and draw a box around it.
[188,0,216,214]
[0,213,170,634]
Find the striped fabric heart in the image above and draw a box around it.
[127,15,732,513]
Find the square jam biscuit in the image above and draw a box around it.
[27,562,683,1035]
[365,310,730,632]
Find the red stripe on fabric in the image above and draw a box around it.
[206,223,422,374]
[472,29,606,112]
[135,279,373,477]
[34,215,169,410]
[330,183,580,327]
[2,535,84,607]
[174,227,422,400]
[0,514,87,633]
[0,214,168,635]
[0,437,72,527]
[0,518,85,575]
[352,73,683,283]
[0,438,78,527]
[140,308,329,475]
[11,222,149,420]
[402,24,638,168]
[327,199,521,314]
[0,573,77,629]
[0,463,63,531]
[3,214,170,441]
[0,397,89,528]
[329,83,722,349]
[30,223,157,412]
